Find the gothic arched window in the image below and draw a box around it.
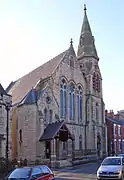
[77,86,83,121]
[60,79,67,118]
[69,55,74,68]
[69,83,75,120]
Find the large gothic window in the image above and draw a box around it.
[77,86,83,121]
[60,79,67,118]
[69,84,75,120]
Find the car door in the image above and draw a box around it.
[122,158,124,170]
[31,167,43,180]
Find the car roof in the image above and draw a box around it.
[105,156,122,159]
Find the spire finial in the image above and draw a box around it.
[70,38,73,46]
[84,4,87,13]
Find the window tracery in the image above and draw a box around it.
[69,83,75,120]
[60,79,67,118]
[92,72,100,92]
[77,86,83,121]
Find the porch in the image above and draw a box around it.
[39,120,74,167]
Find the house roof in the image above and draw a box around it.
[0,84,7,95]
[7,50,68,105]
[106,116,124,125]
[39,120,73,141]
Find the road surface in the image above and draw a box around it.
[54,161,101,180]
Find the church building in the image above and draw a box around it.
[7,5,107,167]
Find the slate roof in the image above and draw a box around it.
[0,84,7,95]
[7,50,67,105]
[106,116,124,125]
[39,120,73,141]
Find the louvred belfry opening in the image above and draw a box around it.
[92,72,96,90]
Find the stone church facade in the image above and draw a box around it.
[7,5,107,167]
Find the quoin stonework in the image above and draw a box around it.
[7,5,107,167]
[0,84,12,159]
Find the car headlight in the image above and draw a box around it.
[115,170,121,173]
[97,170,102,175]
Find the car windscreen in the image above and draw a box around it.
[102,158,121,166]
[118,154,124,157]
[8,168,31,179]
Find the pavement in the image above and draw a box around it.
[53,160,102,180]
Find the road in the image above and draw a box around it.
[54,161,101,180]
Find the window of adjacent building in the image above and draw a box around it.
[60,79,67,118]
[69,83,75,120]
[119,139,121,152]
[114,139,116,154]
[49,110,52,123]
[118,125,121,136]
[77,86,83,121]
[114,124,116,137]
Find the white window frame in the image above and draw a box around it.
[114,139,116,154]
[119,139,121,152]
[114,124,116,137]
[118,125,121,136]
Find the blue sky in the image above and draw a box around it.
[0,0,123,112]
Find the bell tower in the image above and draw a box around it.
[77,4,102,97]
[77,5,106,158]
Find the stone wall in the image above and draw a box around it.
[0,93,12,159]
[16,104,37,161]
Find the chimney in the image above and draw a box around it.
[109,110,114,118]
[105,110,108,116]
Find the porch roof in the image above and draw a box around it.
[39,120,73,141]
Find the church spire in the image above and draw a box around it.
[77,5,99,60]
[81,4,92,35]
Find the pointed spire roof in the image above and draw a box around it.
[77,4,99,60]
[81,4,92,35]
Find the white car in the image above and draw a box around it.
[97,156,124,180]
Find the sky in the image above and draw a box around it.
[0,0,123,112]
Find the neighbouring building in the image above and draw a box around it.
[105,110,124,156]
[7,5,106,167]
[0,84,12,159]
